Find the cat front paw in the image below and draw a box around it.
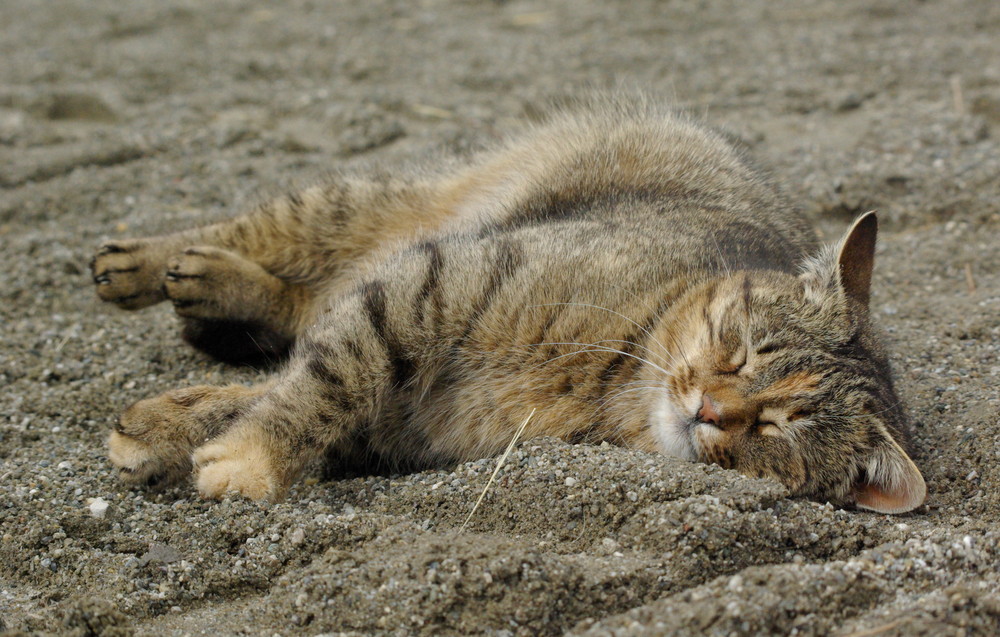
[90,239,168,310]
[192,435,284,502]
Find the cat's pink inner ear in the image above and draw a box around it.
[853,441,926,514]
[836,211,878,307]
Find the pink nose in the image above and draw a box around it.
[697,394,721,426]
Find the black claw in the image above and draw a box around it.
[165,271,202,281]
[98,244,128,255]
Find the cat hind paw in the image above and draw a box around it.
[90,239,167,310]
[107,430,174,487]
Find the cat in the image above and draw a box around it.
[92,97,926,514]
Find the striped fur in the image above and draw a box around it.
[95,98,925,513]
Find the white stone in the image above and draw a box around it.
[87,497,109,518]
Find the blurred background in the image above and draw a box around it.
[2,1,999,634]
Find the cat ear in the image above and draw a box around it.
[835,211,878,307]
[853,436,926,514]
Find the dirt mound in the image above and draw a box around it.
[2,0,999,634]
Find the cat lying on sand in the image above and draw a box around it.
[92,98,926,514]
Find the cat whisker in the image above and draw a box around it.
[517,346,629,375]
[527,302,679,368]
[523,341,674,378]
[518,340,661,375]
[598,385,664,409]
[835,399,908,421]
[708,232,733,278]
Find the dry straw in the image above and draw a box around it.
[460,408,536,531]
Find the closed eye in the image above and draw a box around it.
[754,407,786,436]
[756,343,782,356]
[754,420,782,436]
[718,349,747,374]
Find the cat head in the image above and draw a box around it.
[651,212,926,514]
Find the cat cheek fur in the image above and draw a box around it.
[649,393,697,461]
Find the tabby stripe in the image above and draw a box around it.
[532,311,560,355]
[702,281,718,341]
[322,180,351,229]
[702,305,715,342]
[413,241,445,329]
[458,239,524,344]
[597,351,629,387]
[289,424,324,455]
[344,339,365,361]
[361,280,417,388]
[305,354,355,412]
[285,193,304,225]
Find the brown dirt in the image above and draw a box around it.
[2,0,999,635]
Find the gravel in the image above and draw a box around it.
[1,0,999,634]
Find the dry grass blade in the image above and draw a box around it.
[460,408,536,531]
[964,263,977,294]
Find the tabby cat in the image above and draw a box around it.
[92,98,926,514]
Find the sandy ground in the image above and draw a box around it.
[2,0,999,634]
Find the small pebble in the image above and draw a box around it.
[87,497,110,518]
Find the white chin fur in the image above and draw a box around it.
[651,394,697,461]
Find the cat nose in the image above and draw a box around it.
[697,394,721,426]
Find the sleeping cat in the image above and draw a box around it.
[92,98,926,514]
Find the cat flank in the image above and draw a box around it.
[92,98,926,515]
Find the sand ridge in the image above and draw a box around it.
[1,0,999,634]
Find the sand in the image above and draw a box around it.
[1,0,999,634]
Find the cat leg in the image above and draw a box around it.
[163,246,315,363]
[187,253,442,500]
[92,233,315,363]
[91,175,453,361]
[108,382,272,487]
[185,233,535,501]
[188,340,393,501]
